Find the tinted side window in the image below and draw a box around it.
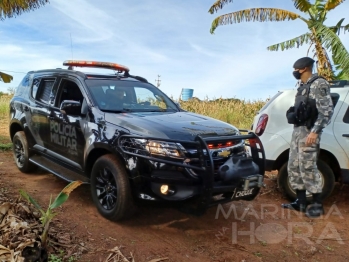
[32,78,41,99]
[14,75,30,97]
[20,75,30,87]
[55,79,84,107]
[330,93,340,108]
[37,79,56,104]
[343,106,349,124]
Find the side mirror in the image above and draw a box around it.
[60,100,81,115]
[81,98,88,115]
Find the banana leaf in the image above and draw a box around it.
[0,72,13,83]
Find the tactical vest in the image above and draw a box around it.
[287,75,323,128]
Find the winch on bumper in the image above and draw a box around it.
[118,130,265,212]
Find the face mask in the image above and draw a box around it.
[293,70,301,80]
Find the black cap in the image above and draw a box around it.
[293,57,315,69]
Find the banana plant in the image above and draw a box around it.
[0,0,49,20]
[0,72,13,83]
[209,0,349,81]
[20,180,83,249]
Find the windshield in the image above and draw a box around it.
[85,79,179,112]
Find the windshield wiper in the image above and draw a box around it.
[102,108,133,113]
[138,109,175,113]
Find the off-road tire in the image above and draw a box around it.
[12,131,36,173]
[90,154,136,221]
[277,159,335,202]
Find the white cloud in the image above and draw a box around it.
[1,0,348,101]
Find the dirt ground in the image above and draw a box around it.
[1,151,349,262]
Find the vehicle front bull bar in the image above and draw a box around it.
[117,130,265,210]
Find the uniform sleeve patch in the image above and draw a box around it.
[320,88,327,96]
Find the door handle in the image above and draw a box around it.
[342,134,349,137]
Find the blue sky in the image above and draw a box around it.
[0,0,348,101]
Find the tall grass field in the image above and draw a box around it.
[179,98,266,129]
[0,95,10,117]
[0,95,12,150]
[0,95,266,150]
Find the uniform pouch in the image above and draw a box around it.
[286,106,296,124]
[296,102,308,122]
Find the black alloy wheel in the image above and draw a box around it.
[95,166,118,210]
[12,131,36,173]
[91,154,136,221]
[14,137,25,168]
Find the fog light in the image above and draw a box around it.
[160,185,169,195]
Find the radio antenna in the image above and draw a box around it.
[70,33,74,59]
[155,75,161,88]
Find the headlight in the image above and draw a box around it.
[135,139,186,159]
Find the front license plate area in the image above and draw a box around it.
[231,188,255,199]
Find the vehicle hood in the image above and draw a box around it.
[104,111,239,141]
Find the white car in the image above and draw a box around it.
[252,80,349,200]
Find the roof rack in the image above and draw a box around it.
[63,60,129,73]
[330,80,348,88]
[128,74,148,83]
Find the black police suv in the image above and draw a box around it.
[9,60,265,221]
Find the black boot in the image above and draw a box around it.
[306,193,324,218]
[281,190,307,212]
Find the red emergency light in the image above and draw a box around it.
[63,60,130,73]
[207,141,235,149]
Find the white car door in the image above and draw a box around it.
[332,87,349,160]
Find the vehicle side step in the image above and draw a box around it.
[29,155,90,184]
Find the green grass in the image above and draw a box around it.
[0,95,12,151]
[49,251,78,262]
[0,134,11,151]
[0,95,10,117]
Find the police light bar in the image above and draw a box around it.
[63,60,129,72]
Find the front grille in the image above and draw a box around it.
[184,143,246,178]
[118,134,262,182]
